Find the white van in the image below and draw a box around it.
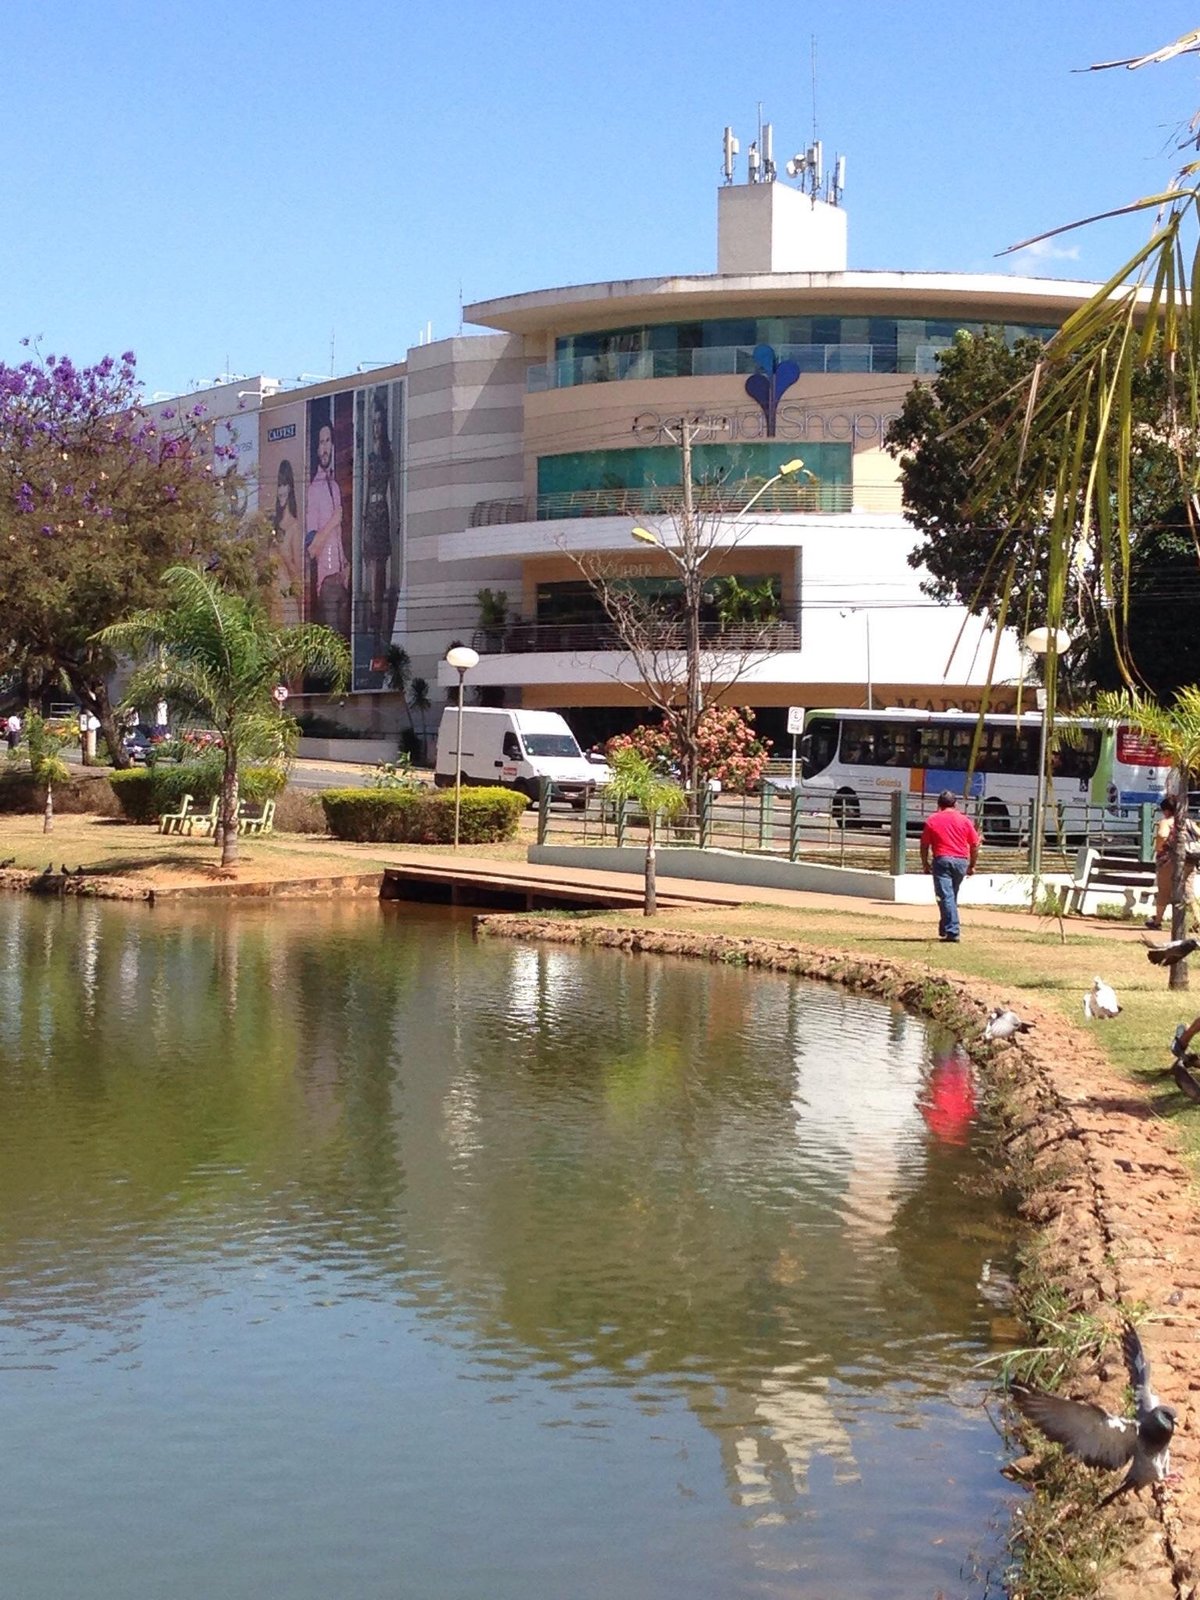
[435,707,609,808]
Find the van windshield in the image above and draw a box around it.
[521,733,581,758]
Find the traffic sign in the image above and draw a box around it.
[272,684,289,706]
[786,705,805,735]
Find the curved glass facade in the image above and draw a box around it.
[536,441,852,516]
[527,316,1058,390]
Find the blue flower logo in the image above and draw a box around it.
[744,344,799,436]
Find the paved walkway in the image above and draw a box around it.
[381,847,1148,942]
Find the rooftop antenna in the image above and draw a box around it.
[722,125,739,184]
[811,35,818,149]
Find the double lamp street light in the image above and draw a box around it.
[630,455,809,787]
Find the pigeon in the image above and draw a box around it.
[1083,977,1121,1020]
[1173,1024,1189,1059]
[1009,1324,1177,1507]
[1144,936,1200,968]
[984,1008,1034,1042]
[1173,1057,1200,1103]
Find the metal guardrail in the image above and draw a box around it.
[470,614,802,656]
[535,782,1157,873]
[525,341,954,392]
[467,482,899,528]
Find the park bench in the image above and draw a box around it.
[160,794,218,836]
[159,794,196,835]
[236,798,275,837]
[1067,844,1156,917]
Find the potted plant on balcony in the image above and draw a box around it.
[476,588,508,652]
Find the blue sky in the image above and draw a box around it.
[3,0,1197,397]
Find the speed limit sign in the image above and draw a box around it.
[272,684,289,706]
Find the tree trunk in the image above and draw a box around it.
[69,670,130,769]
[218,752,240,868]
[644,823,657,916]
[42,782,53,834]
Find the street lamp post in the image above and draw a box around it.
[839,608,873,710]
[631,450,808,790]
[1023,626,1072,880]
[445,645,479,850]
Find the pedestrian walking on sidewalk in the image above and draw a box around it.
[920,790,980,944]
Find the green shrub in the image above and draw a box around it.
[320,785,525,844]
[109,764,288,823]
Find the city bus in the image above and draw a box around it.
[794,707,1169,838]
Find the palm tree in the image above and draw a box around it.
[606,747,686,916]
[20,711,72,834]
[1091,687,1200,990]
[385,645,431,758]
[97,565,349,866]
[969,30,1200,704]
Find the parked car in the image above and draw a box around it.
[122,726,157,764]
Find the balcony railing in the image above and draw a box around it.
[526,342,951,391]
[469,614,802,656]
[469,481,868,528]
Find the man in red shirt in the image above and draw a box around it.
[919,790,980,943]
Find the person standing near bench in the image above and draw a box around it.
[1146,794,1198,931]
[920,790,980,944]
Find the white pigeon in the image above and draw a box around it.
[1083,976,1121,1020]
[983,1007,1034,1042]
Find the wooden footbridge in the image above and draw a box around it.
[379,856,728,913]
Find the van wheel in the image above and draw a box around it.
[982,799,1011,843]
[832,788,860,828]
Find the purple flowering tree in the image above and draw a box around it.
[0,346,266,768]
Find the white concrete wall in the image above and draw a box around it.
[528,843,1066,907]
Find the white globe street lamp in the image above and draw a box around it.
[446,646,480,850]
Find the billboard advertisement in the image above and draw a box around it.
[304,391,355,649]
[352,380,404,690]
[261,402,306,627]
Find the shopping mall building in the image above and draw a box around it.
[222,159,1117,751]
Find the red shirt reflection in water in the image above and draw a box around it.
[920,1045,976,1145]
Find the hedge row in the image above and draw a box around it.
[108,764,287,823]
[320,786,525,844]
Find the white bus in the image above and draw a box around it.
[795,707,1169,839]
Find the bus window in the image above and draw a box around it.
[1052,728,1101,780]
[802,717,839,778]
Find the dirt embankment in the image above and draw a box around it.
[476,915,1200,1599]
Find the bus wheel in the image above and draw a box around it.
[982,799,1011,843]
[832,789,860,828]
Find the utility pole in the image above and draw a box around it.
[677,422,703,793]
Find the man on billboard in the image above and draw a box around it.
[306,420,349,636]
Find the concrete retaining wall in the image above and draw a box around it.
[528,844,1066,906]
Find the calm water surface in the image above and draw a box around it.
[0,896,1020,1598]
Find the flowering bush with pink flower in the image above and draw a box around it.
[606,706,771,792]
